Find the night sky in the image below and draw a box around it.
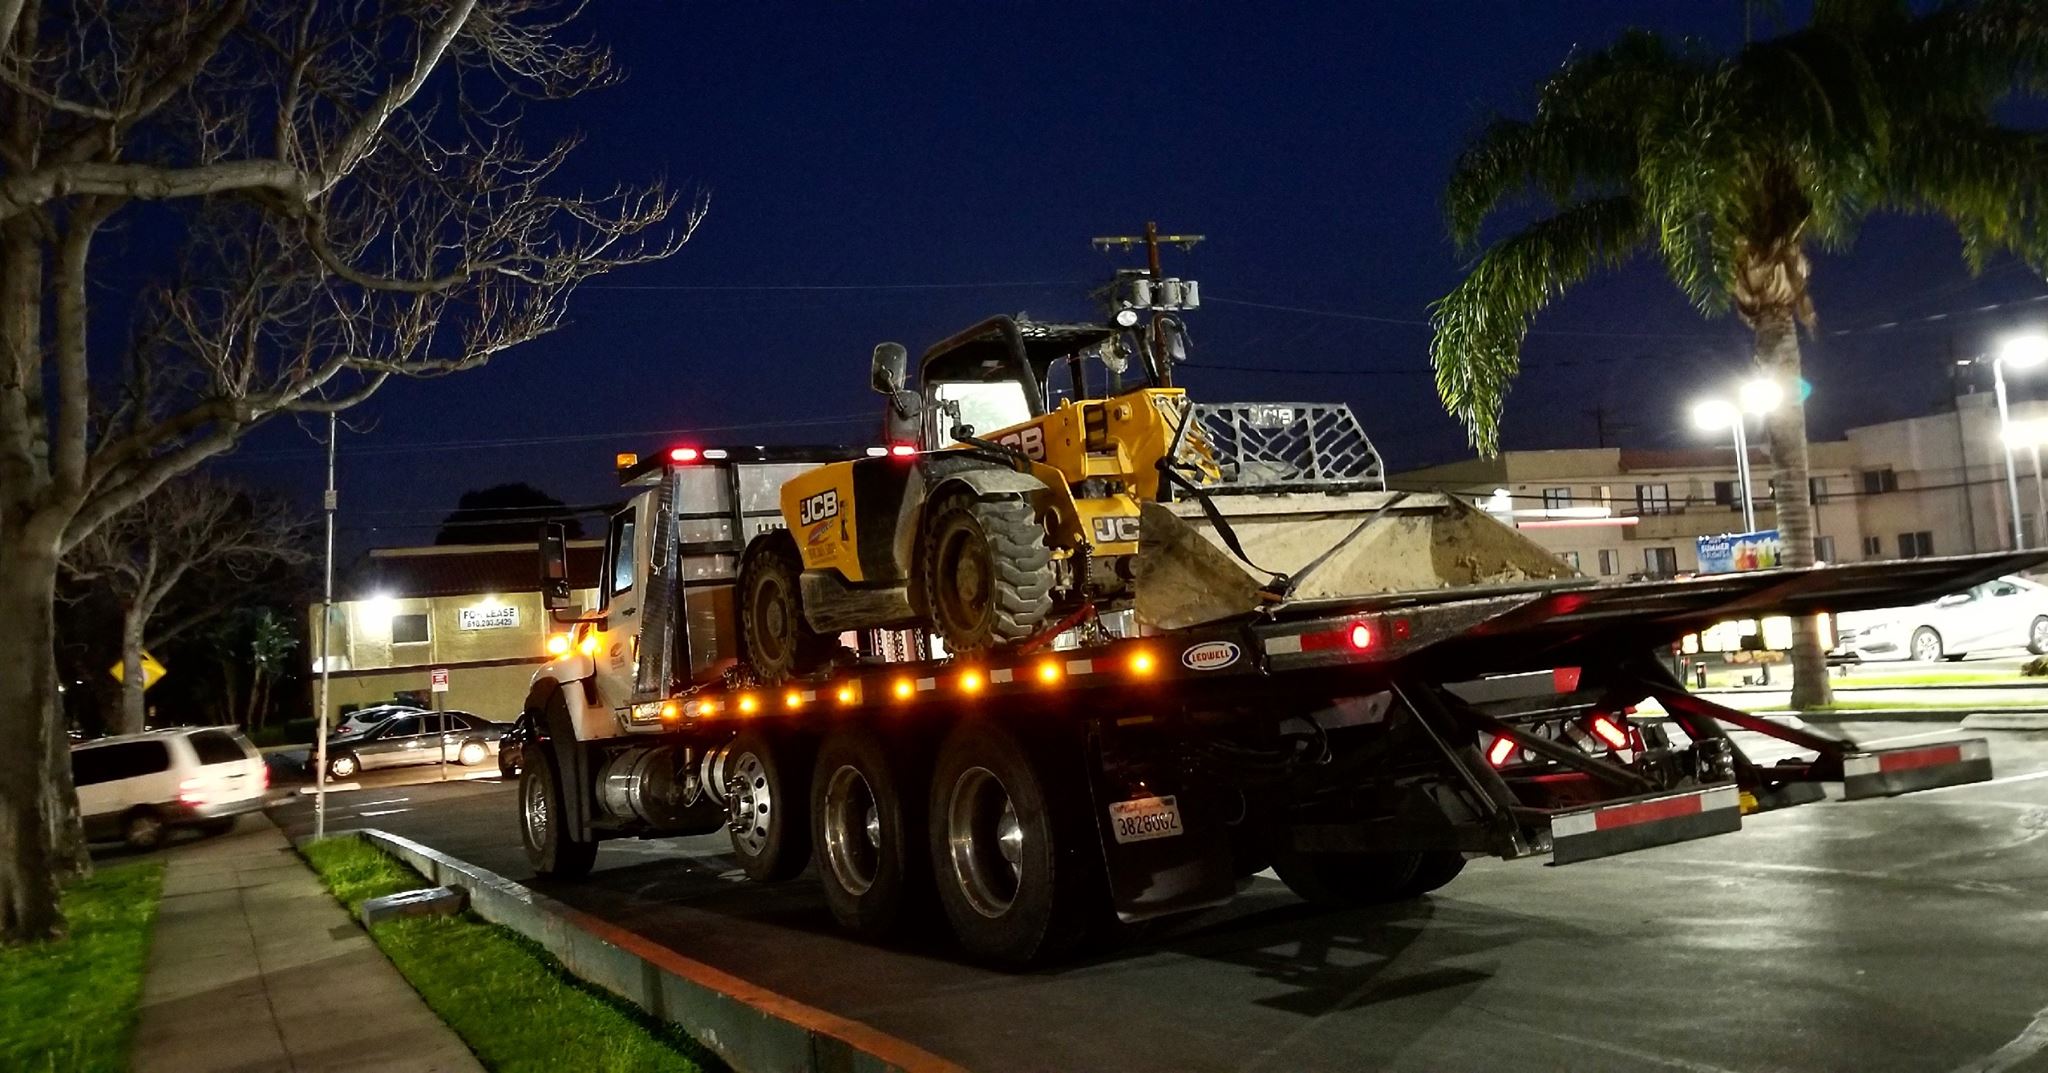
[211,2,2048,552]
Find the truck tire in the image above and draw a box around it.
[811,727,931,938]
[928,721,1103,966]
[920,495,1052,654]
[723,728,812,882]
[1272,848,1436,908]
[740,531,836,683]
[1399,850,1468,897]
[522,744,598,879]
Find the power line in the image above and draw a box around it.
[579,279,1085,292]
[1206,295,1730,339]
[227,412,875,461]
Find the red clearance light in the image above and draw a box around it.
[1589,715,1629,751]
[669,447,700,463]
[1487,736,1517,768]
[888,443,917,458]
[1348,623,1374,650]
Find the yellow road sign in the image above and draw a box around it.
[110,651,167,690]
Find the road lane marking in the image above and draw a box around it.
[1914,769,2048,796]
[1950,1002,2048,1073]
[359,808,412,818]
[354,797,411,808]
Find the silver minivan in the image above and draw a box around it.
[72,727,270,849]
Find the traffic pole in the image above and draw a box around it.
[315,412,336,840]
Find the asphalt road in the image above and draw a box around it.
[269,720,2048,1073]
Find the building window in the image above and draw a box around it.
[1814,535,1836,563]
[390,613,430,645]
[1862,535,1882,558]
[1635,484,1673,515]
[1560,550,1581,571]
[1542,487,1573,510]
[1712,480,1737,507]
[1860,468,1898,494]
[1809,476,1831,504]
[1644,546,1679,577]
[1598,549,1620,576]
[1897,531,1934,559]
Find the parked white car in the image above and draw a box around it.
[332,703,425,739]
[71,727,269,849]
[1834,575,2048,662]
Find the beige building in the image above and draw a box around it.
[1395,444,1865,578]
[309,542,602,721]
[1393,392,2048,577]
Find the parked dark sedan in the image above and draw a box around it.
[325,710,508,780]
[497,711,533,778]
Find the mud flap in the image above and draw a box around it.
[1549,784,1742,865]
[1841,739,1992,800]
[1085,727,1235,922]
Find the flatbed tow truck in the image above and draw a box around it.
[514,434,2040,966]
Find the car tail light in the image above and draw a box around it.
[179,778,208,805]
[1486,736,1518,768]
[1589,714,1629,751]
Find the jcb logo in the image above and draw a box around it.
[799,489,840,525]
[1091,516,1140,543]
[996,426,1047,461]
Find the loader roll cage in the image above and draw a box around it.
[919,316,1122,417]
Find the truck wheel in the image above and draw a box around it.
[2031,616,2048,656]
[723,728,812,882]
[1272,848,1431,908]
[522,744,598,879]
[740,531,835,683]
[920,496,1053,654]
[812,727,931,938]
[929,721,1102,966]
[1398,850,1467,897]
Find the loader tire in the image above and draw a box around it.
[920,496,1052,654]
[1272,848,1433,909]
[740,530,835,683]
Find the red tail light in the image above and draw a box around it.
[1347,623,1374,650]
[1589,715,1629,751]
[888,443,917,458]
[1487,736,1517,768]
[668,447,700,463]
[179,778,207,805]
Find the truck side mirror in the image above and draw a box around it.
[539,521,571,612]
[871,342,909,395]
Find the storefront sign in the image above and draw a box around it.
[1696,530,1781,574]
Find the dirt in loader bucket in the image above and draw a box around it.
[1133,492,1574,630]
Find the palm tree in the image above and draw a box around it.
[1430,1,2048,708]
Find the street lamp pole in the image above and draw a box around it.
[315,411,336,840]
[1994,355,2025,550]
[1731,413,1756,534]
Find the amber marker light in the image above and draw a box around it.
[1037,660,1063,685]
[892,678,915,701]
[960,670,985,695]
[736,693,759,715]
[784,690,804,710]
[577,633,600,657]
[835,684,857,705]
[545,633,571,656]
[1129,649,1157,676]
[659,701,680,721]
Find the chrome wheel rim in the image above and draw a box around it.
[726,751,774,858]
[947,766,1023,918]
[331,755,355,778]
[523,766,549,841]
[1913,630,1941,661]
[821,764,881,896]
[130,814,162,846]
[2034,619,2048,649]
[462,743,486,765]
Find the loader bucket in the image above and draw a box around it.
[1134,492,1574,630]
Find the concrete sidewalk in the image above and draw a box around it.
[132,817,482,1073]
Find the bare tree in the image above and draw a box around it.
[64,474,309,735]
[0,1,698,941]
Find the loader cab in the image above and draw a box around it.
[874,316,1120,449]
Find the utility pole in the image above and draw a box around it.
[314,412,336,840]
[1090,222,1204,388]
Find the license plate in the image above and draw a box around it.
[1108,795,1184,844]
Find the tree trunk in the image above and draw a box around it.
[1752,309,1834,710]
[119,604,146,735]
[41,652,86,885]
[0,531,66,942]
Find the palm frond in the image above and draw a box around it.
[1886,119,2048,272]
[1429,197,1647,454]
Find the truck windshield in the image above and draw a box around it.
[931,380,1032,441]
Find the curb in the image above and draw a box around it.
[335,828,967,1073]
[1961,712,2048,731]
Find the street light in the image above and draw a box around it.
[1993,332,2048,549]
[1692,377,1782,533]
[2005,416,2048,549]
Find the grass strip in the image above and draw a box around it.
[0,862,164,1073]
[300,837,721,1073]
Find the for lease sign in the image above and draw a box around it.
[458,604,520,631]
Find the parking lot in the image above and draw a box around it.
[269,719,2048,1073]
